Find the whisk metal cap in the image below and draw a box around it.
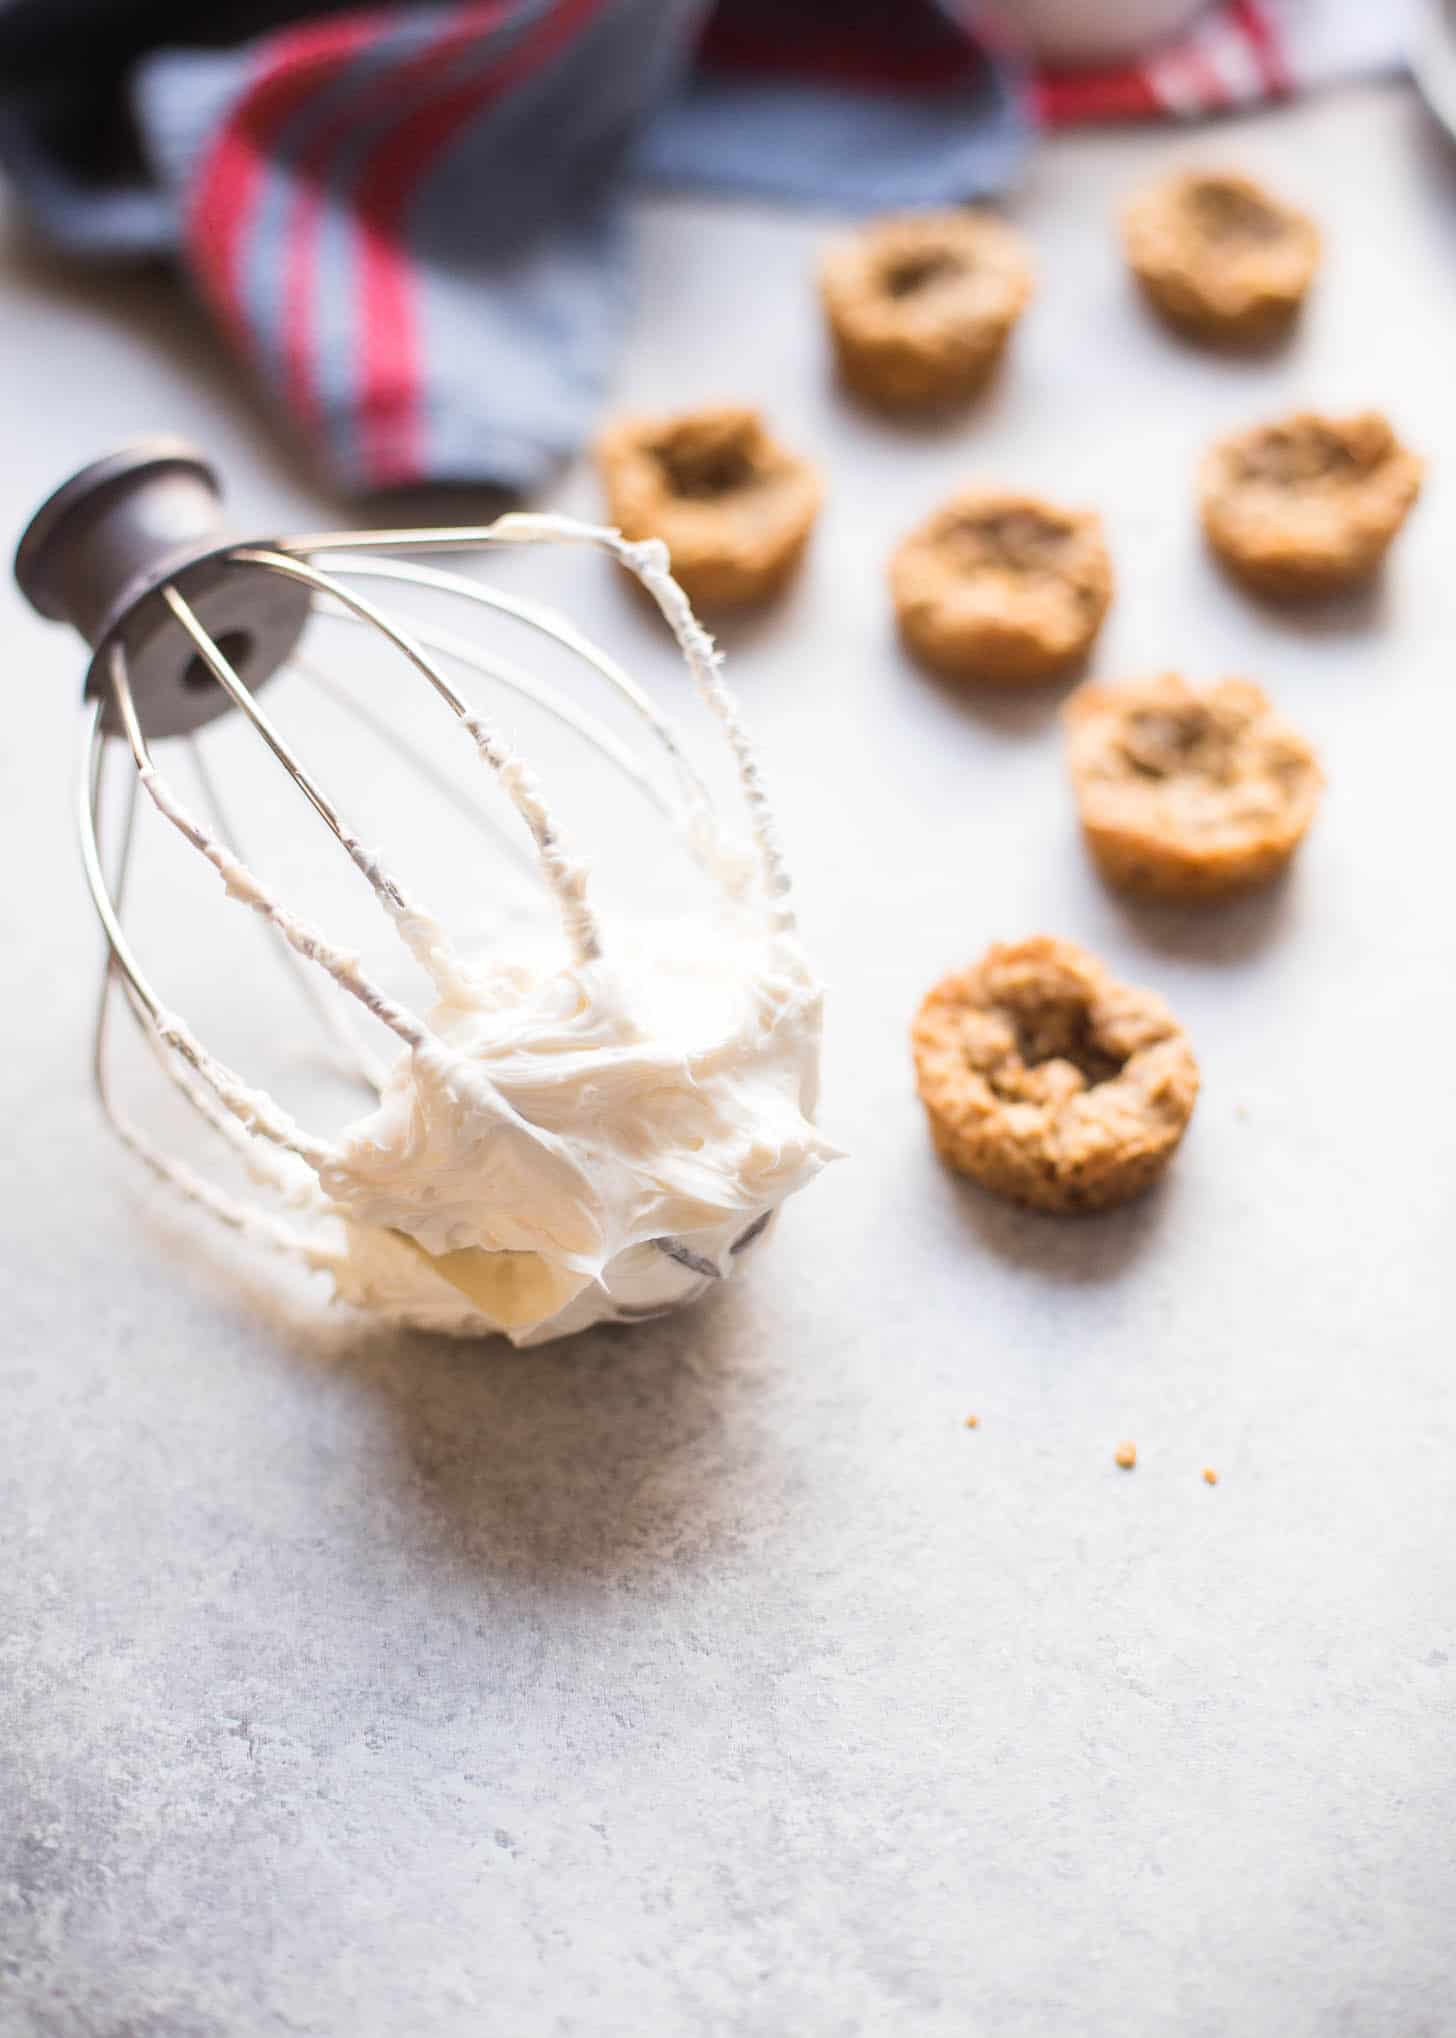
[14,438,310,738]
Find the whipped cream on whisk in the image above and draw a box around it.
[321,909,832,1343]
[110,514,835,1346]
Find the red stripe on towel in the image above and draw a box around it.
[353,0,605,486]
[1230,0,1293,98]
[189,14,376,346]
[281,12,495,439]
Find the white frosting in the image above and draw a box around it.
[114,515,835,1348]
[320,910,834,1345]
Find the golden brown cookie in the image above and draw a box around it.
[1065,673,1324,902]
[912,937,1199,1214]
[1200,410,1422,599]
[1121,168,1319,346]
[890,489,1112,685]
[818,211,1034,410]
[595,405,822,609]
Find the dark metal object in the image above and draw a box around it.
[13,438,309,738]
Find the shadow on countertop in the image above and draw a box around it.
[136,1190,788,1600]
[941,1163,1177,1286]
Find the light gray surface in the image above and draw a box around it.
[3,84,1455,2038]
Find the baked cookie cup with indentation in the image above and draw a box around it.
[912,937,1199,1214]
[596,405,822,610]
[1122,168,1319,346]
[1200,409,1422,600]
[890,488,1112,686]
[1065,673,1324,902]
[818,210,1034,411]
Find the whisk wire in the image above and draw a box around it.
[283,649,543,884]
[235,548,604,969]
[275,525,783,908]
[184,737,389,1097]
[106,644,410,1162]
[279,517,795,929]
[84,696,338,1229]
[304,551,715,831]
[310,604,676,823]
[95,729,349,1252]
[162,583,478,1007]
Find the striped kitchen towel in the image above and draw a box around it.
[0,0,1412,495]
[1034,0,1413,124]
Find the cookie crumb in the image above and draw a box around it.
[1114,1441,1138,1469]
[964,1414,980,1429]
[1203,1466,1219,1486]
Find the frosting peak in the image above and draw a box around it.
[321,913,835,1343]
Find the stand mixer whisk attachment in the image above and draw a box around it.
[15,441,833,1346]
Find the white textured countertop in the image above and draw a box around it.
[2,81,1454,2038]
